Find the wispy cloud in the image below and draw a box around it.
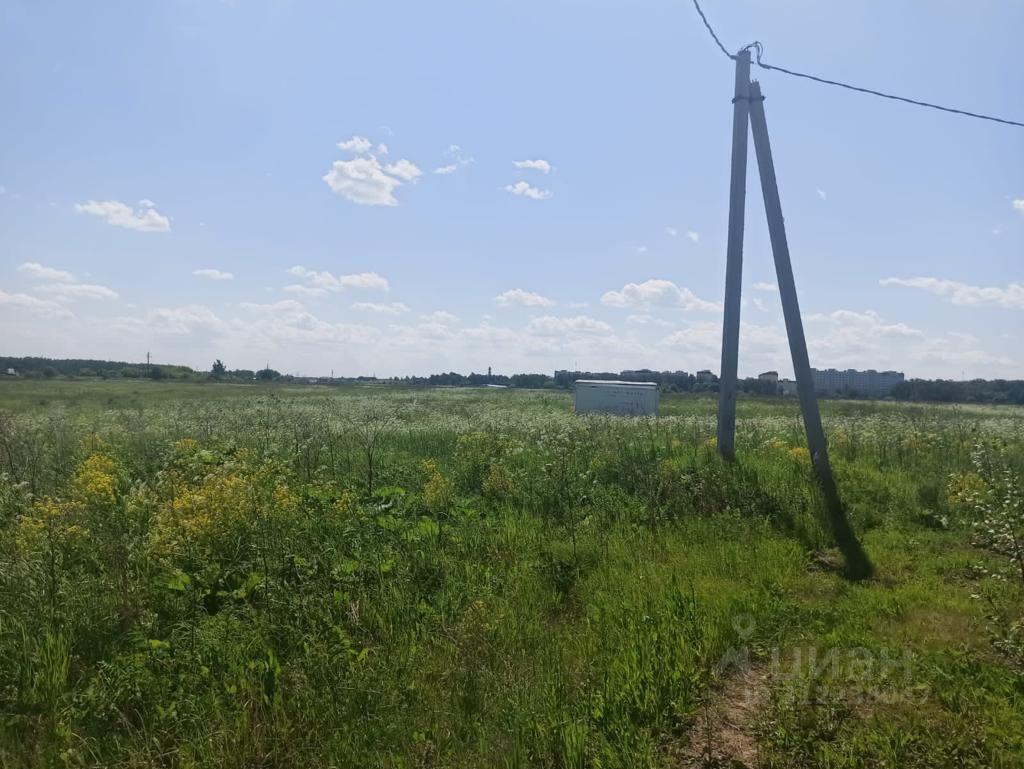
[16,261,116,300]
[0,289,73,318]
[504,181,552,200]
[17,262,75,282]
[527,315,611,336]
[434,144,473,175]
[37,283,118,300]
[880,277,1024,309]
[494,288,555,308]
[351,301,410,314]
[601,279,718,311]
[686,231,700,243]
[421,310,459,324]
[286,266,390,296]
[192,268,234,281]
[513,159,552,174]
[74,199,170,232]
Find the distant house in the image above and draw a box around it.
[811,368,904,397]
[4,368,15,376]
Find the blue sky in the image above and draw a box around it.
[1,0,1021,378]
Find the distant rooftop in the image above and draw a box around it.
[575,379,658,388]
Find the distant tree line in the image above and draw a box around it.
[3,356,1022,405]
[890,378,1024,405]
[0,356,268,383]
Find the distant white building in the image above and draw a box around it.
[574,380,659,416]
[758,371,779,384]
[4,368,15,376]
[811,368,903,397]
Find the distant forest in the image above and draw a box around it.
[2,356,1023,405]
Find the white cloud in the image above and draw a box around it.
[0,289,73,319]
[806,309,921,338]
[323,156,408,206]
[324,137,421,206]
[1012,199,1024,213]
[37,282,118,300]
[434,145,473,175]
[421,310,459,324]
[817,189,828,201]
[880,277,1024,309]
[504,181,552,200]
[337,136,373,154]
[287,266,390,294]
[513,159,552,174]
[494,288,555,308]
[384,159,422,182]
[283,284,328,297]
[753,282,777,292]
[239,299,305,314]
[527,315,611,336]
[601,279,718,312]
[352,301,410,314]
[666,226,678,237]
[627,314,673,328]
[192,268,234,281]
[134,304,227,336]
[17,262,75,282]
[686,231,700,243]
[74,199,171,232]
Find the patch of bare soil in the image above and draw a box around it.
[668,663,769,768]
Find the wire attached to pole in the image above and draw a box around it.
[692,0,733,60]
[690,0,1024,128]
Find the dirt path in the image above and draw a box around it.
[669,663,769,768]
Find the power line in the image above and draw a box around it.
[690,0,1024,128]
[692,0,732,60]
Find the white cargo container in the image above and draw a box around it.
[574,380,659,416]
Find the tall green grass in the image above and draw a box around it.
[0,380,1021,767]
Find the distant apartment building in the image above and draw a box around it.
[758,370,779,384]
[696,369,715,383]
[810,368,904,397]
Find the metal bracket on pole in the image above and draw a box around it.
[716,49,751,460]
[747,80,873,579]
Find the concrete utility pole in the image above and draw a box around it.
[746,80,872,578]
[711,63,872,579]
[716,49,751,459]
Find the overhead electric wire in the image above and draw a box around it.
[691,0,1024,129]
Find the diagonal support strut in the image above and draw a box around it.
[746,79,873,579]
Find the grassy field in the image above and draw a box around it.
[0,379,1021,768]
